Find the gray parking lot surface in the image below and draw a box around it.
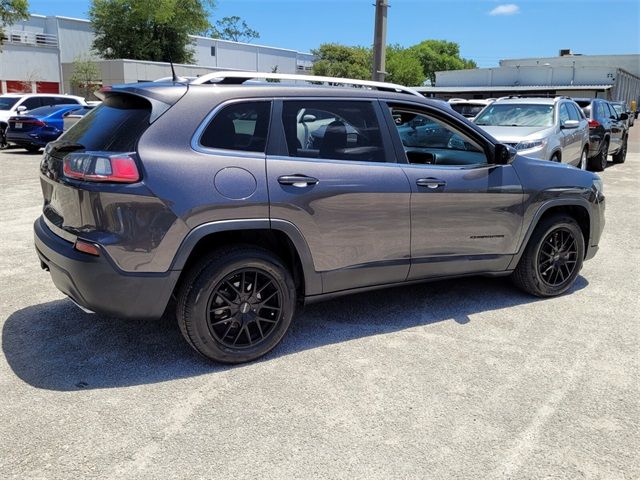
[1,129,638,480]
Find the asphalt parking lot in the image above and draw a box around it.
[1,128,638,480]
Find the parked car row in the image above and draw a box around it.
[469,95,631,172]
[0,93,95,152]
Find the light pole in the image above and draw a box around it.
[372,0,388,82]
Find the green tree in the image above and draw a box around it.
[408,40,476,85]
[311,44,371,80]
[89,0,215,64]
[70,56,100,99]
[209,15,259,43]
[386,45,425,86]
[1,0,29,48]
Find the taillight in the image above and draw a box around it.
[63,152,140,183]
[588,120,601,128]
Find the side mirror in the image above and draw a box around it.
[16,105,27,113]
[301,114,316,123]
[619,113,629,121]
[561,119,580,129]
[494,143,517,165]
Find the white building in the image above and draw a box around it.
[416,52,640,105]
[0,14,315,95]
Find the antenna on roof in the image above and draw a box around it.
[169,56,178,82]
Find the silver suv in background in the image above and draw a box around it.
[473,96,590,169]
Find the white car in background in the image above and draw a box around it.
[448,98,495,119]
[0,93,86,148]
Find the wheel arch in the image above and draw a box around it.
[509,200,591,270]
[171,219,321,299]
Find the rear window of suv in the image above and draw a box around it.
[58,93,151,152]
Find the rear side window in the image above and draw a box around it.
[200,101,271,152]
[282,100,385,162]
[59,93,151,152]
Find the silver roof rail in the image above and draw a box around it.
[189,71,423,97]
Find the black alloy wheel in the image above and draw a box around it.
[176,246,296,363]
[537,227,578,287]
[511,214,584,297]
[207,268,283,349]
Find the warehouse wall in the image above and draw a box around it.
[436,65,617,87]
[501,54,640,77]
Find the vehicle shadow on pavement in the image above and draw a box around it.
[3,275,588,391]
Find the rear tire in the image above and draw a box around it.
[612,136,627,164]
[589,139,608,172]
[511,214,584,297]
[176,246,296,363]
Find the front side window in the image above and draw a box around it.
[282,100,385,162]
[200,101,271,152]
[568,103,584,120]
[475,103,554,127]
[559,103,571,124]
[20,97,42,111]
[391,107,487,166]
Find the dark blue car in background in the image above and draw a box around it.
[7,104,93,152]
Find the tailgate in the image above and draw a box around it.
[40,149,83,236]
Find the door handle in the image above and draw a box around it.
[277,175,319,187]
[416,178,446,189]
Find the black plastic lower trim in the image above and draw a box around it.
[34,216,180,319]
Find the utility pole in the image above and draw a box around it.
[372,0,388,82]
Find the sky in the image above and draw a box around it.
[27,0,640,67]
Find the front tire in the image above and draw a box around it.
[511,214,584,297]
[25,145,41,153]
[176,246,296,363]
[612,136,627,164]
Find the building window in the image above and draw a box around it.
[210,46,216,57]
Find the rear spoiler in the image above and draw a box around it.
[96,82,188,123]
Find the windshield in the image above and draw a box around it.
[475,104,554,127]
[0,97,20,111]
[451,104,485,117]
[612,104,624,115]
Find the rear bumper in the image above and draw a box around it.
[7,130,59,147]
[34,216,180,319]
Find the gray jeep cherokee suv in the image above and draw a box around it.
[34,72,605,363]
